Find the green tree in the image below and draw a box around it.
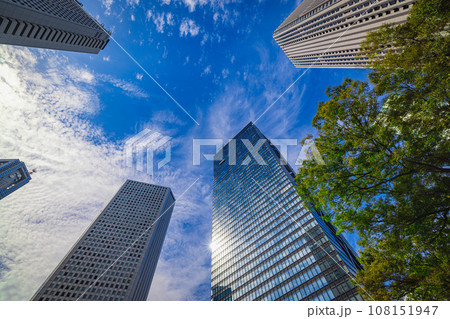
[295,0,449,300]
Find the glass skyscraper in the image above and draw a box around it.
[211,123,364,301]
[0,159,31,200]
[32,180,175,301]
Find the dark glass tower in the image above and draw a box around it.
[0,159,31,200]
[0,0,110,53]
[211,123,364,301]
[32,180,175,301]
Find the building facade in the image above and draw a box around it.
[0,159,31,200]
[0,0,110,54]
[32,180,175,301]
[211,123,364,301]
[274,0,414,68]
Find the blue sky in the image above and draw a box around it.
[0,0,369,301]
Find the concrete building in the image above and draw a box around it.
[211,123,364,301]
[0,0,110,54]
[32,180,175,301]
[274,0,414,68]
[0,159,31,200]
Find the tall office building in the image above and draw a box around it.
[32,180,175,301]
[274,0,414,68]
[0,0,110,54]
[0,159,31,200]
[211,123,364,301]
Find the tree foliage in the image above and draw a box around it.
[295,0,449,300]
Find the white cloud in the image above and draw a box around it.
[65,65,96,84]
[201,65,211,76]
[146,9,153,21]
[213,12,219,23]
[0,47,211,301]
[181,0,198,12]
[102,0,114,15]
[180,0,219,12]
[205,48,309,147]
[149,110,185,126]
[213,8,239,26]
[131,14,136,21]
[103,56,110,62]
[222,68,229,79]
[178,0,239,16]
[154,13,166,33]
[126,0,140,6]
[25,55,146,99]
[0,47,127,300]
[179,18,200,37]
[166,12,175,26]
[162,46,168,59]
[98,74,149,98]
[201,33,209,46]
[136,73,143,80]
[146,11,174,34]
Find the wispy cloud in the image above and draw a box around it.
[102,0,114,15]
[126,0,140,6]
[47,58,148,99]
[222,68,229,79]
[98,74,149,98]
[205,48,308,151]
[179,18,200,37]
[201,65,212,76]
[146,10,175,34]
[0,46,127,300]
[0,47,211,301]
[179,0,227,12]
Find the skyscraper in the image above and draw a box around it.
[32,180,175,301]
[274,0,414,68]
[211,123,364,301]
[0,0,110,54]
[0,159,31,200]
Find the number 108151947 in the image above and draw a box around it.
[368,305,438,316]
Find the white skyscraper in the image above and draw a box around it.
[32,180,175,301]
[274,0,414,68]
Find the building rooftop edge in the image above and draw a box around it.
[274,0,332,33]
[213,121,255,158]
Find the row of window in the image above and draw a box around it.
[0,16,107,49]
[11,0,104,31]
[212,149,287,240]
[275,0,341,36]
[35,184,170,300]
[234,239,334,300]
[211,125,361,301]
[211,211,314,281]
[212,171,292,263]
[277,0,411,51]
[212,194,305,266]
